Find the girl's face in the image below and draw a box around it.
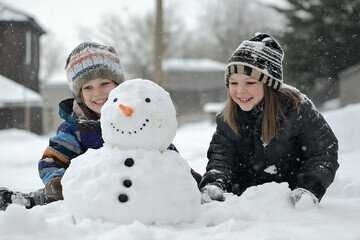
[229,73,264,112]
[81,78,117,114]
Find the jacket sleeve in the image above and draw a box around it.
[295,97,339,200]
[38,122,84,185]
[199,116,237,191]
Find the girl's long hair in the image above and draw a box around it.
[221,84,302,144]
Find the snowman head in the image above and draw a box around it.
[100,79,177,151]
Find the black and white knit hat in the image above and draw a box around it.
[65,42,125,103]
[225,33,284,91]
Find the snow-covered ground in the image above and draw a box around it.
[1,103,360,240]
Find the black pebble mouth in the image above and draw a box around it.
[110,118,150,135]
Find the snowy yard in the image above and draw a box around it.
[1,103,360,240]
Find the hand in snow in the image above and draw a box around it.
[45,177,64,202]
[201,184,225,204]
[289,188,319,210]
[0,187,12,211]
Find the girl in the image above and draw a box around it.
[199,33,339,208]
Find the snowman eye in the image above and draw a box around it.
[145,98,151,103]
[113,98,118,103]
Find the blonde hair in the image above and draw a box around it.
[222,85,302,144]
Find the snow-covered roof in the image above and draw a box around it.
[0,74,43,107]
[0,3,27,21]
[0,3,45,34]
[163,58,226,72]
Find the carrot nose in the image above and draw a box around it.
[118,104,134,117]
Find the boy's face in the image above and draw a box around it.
[81,78,117,114]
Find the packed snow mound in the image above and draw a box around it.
[199,183,294,225]
[2,102,360,239]
[62,148,200,224]
[0,128,41,142]
[0,129,47,168]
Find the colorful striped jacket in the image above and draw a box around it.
[38,99,103,185]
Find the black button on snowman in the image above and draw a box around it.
[118,158,135,203]
[123,179,132,188]
[124,157,134,167]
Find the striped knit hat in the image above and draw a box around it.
[65,42,125,103]
[225,33,284,91]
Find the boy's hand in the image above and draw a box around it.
[289,188,319,210]
[201,184,225,204]
[45,177,64,202]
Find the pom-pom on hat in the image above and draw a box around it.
[225,33,284,91]
[65,42,125,103]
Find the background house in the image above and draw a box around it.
[0,3,45,134]
[41,58,227,133]
[163,58,226,124]
[0,3,45,92]
[0,74,43,133]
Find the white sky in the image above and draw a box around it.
[1,0,157,52]
[1,0,285,52]
[0,0,212,53]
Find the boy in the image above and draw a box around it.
[1,42,125,209]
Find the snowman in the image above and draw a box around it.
[62,79,201,224]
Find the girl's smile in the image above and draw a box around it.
[229,73,264,111]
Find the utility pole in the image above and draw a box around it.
[154,0,164,85]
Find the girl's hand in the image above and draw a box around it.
[201,184,225,204]
[289,188,319,210]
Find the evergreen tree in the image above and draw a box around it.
[274,0,360,100]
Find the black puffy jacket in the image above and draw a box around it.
[200,95,339,201]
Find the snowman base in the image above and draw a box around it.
[63,147,201,224]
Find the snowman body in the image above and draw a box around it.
[62,79,201,224]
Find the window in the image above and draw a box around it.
[25,31,32,65]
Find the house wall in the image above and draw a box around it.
[169,88,225,115]
[164,70,226,116]
[0,22,41,92]
[41,83,72,133]
[0,106,43,134]
[164,71,225,91]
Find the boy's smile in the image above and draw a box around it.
[81,78,117,114]
[92,98,107,107]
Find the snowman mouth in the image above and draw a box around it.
[110,118,150,135]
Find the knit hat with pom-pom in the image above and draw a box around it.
[65,42,125,103]
[225,33,284,90]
